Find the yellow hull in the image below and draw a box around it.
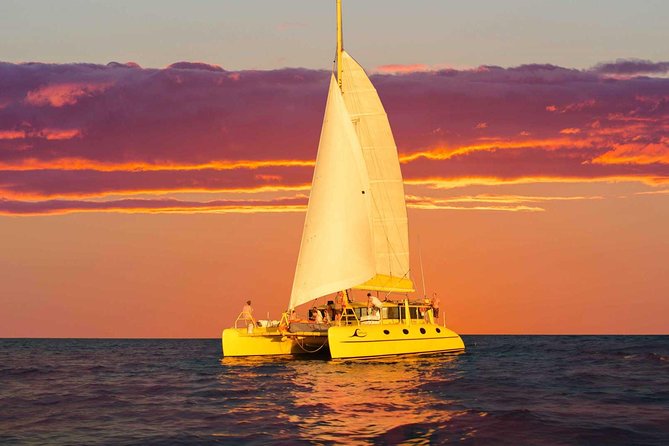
[221,327,328,357]
[222,325,464,359]
[327,323,464,359]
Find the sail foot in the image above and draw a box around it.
[353,274,415,293]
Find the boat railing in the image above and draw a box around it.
[233,312,257,329]
[339,305,360,326]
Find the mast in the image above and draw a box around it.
[336,0,343,91]
[418,235,426,299]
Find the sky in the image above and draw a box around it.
[1,1,668,337]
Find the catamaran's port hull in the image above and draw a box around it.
[222,328,328,357]
[327,324,465,359]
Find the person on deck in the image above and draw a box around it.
[334,292,344,324]
[432,293,441,319]
[313,307,324,324]
[367,292,383,317]
[421,298,431,322]
[241,300,254,324]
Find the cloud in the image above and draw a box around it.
[166,62,225,72]
[375,64,432,74]
[0,130,24,140]
[405,193,604,212]
[0,166,313,199]
[0,190,607,216]
[25,82,112,107]
[592,59,669,76]
[0,59,668,214]
[0,196,307,216]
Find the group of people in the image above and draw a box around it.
[308,291,345,324]
[239,291,442,327]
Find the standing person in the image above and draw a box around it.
[432,293,441,319]
[334,292,344,324]
[241,300,254,324]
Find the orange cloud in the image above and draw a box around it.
[0,128,81,141]
[0,130,24,140]
[0,191,608,216]
[406,194,544,212]
[406,175,669,190]
[592,138,669,165]
[42,128,82,140]
[25,82,112,107]
[0,158,314,172]
[398,137,594,164]
[546,99,597,113]
[405,193,603,212]
[0,196,308,216]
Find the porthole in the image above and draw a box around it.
[420,328,426,334]
[383,329,390,335]
[402,329,409,335]
[436,328,441,333]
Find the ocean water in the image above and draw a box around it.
[1,336,668,445]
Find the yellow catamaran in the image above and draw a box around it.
[222,0,464,359]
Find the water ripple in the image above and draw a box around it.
[0,336,667,445]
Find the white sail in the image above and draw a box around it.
[340,51,414,292]
[288,75,375,310]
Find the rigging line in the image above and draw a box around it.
[418,234,426,299]
[382,269,412,300]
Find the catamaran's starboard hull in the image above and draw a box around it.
[221,328,329,357]
[327,324,464,359]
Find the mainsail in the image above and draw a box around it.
[288,76,376,310]
[341,51,414,293]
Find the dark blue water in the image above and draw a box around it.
[1,336,668,445]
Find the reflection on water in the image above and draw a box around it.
[4,338,667,445]
[219,353,464,444]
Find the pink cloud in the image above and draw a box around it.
[0,59,668,211]
[375,64,431,74]
[25,82,112,107]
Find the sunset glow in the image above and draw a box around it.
[1,6,668,337]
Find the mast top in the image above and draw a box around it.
[337,0,343,91]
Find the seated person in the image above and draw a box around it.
[314,308,324,324]
[367,293,383,312]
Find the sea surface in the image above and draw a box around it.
[1,336,668,445]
